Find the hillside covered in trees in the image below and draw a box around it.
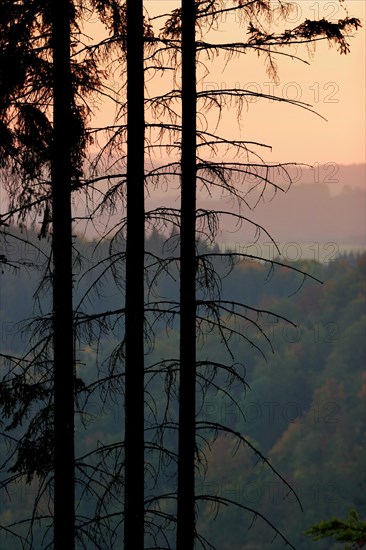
[1,228,365,548]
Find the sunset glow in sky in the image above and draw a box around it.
[90,0,365,167]
[146,0,366,166]
[76,0,365,241]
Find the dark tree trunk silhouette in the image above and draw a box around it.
[177,0,197,548]
[124,0,145,547]
[51,0,75,548]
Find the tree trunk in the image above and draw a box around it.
[177,0,197,548]
[51,1,75,548]
[124,0,145,547]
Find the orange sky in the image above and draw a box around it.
[80,0,365,240]
[91,0,365,167]
[144,0,365,166]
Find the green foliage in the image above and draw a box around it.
[194,252,366,549]
[305,509,366,548]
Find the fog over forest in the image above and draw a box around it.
[73,163,365,251]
